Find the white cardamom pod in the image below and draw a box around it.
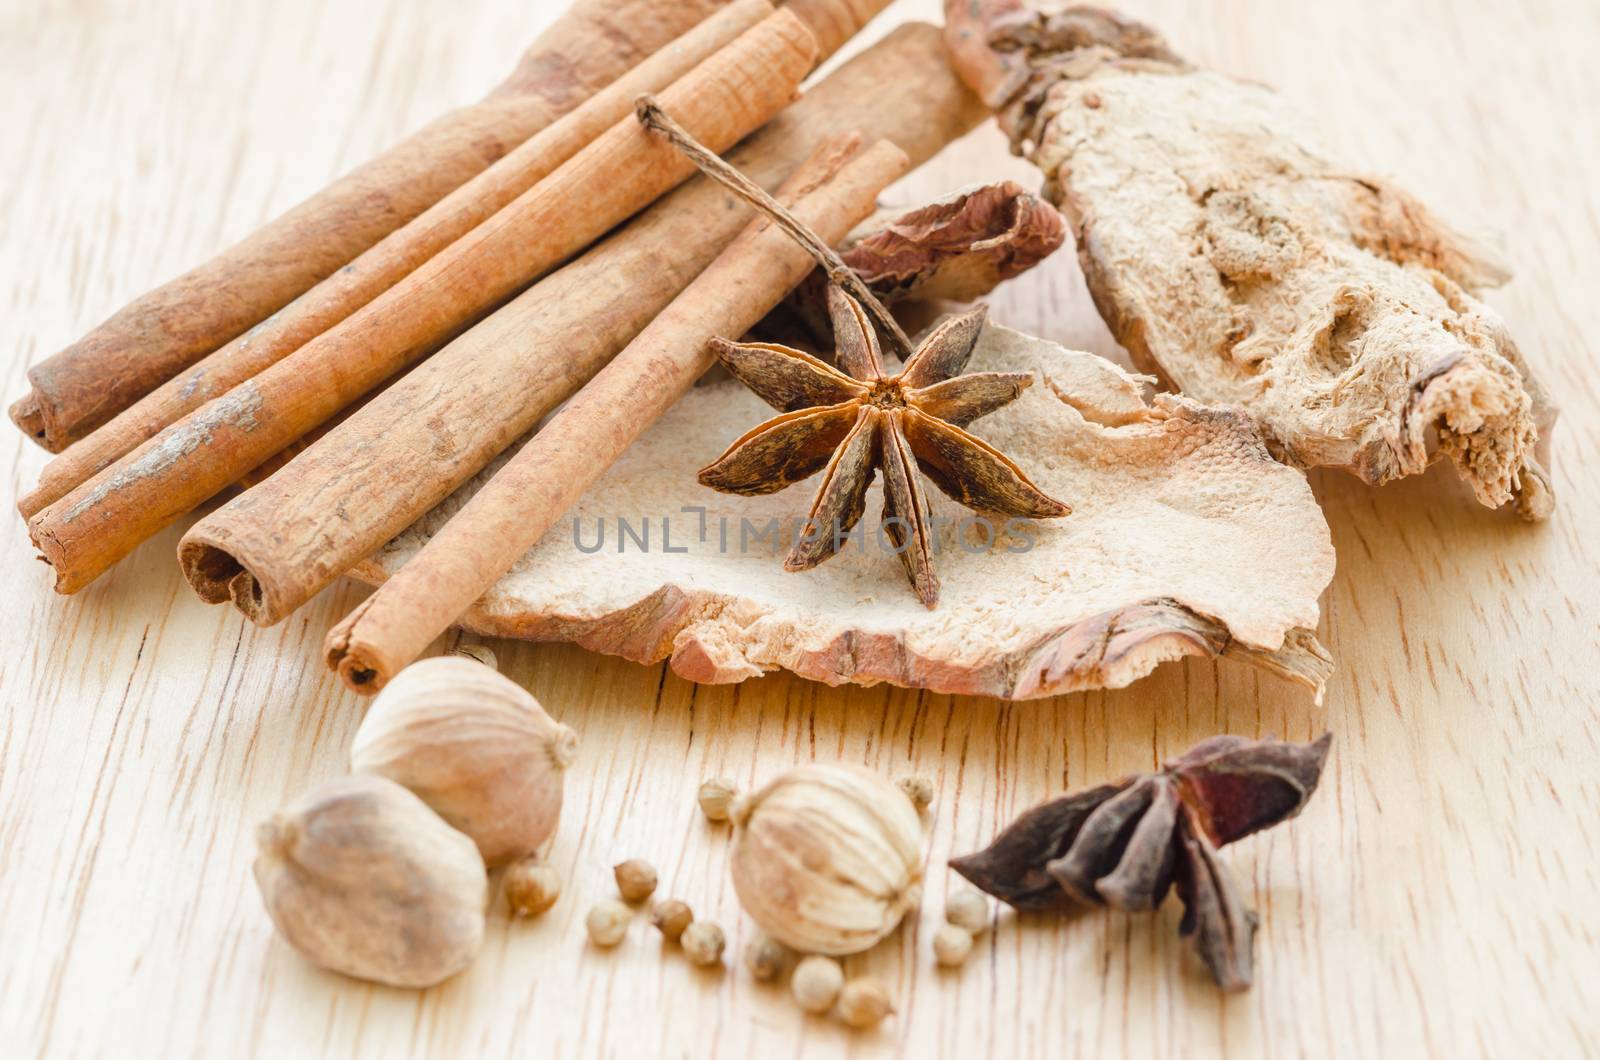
[729,763,924,956]
[254,774,487,988]
[350,655,577,867]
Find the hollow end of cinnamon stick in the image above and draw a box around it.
[335,654,386,695]
[177,538,273,623]
[27,520,71,593]
[10,393,50,449]
[324,605,392,695]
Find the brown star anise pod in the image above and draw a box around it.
[949,733,1332,991]
[698,286,1070,606]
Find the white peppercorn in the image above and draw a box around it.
[932,923,973,967]
[504,858,561,917]
[681,921,726,966]
[837,977,894,1029]
[944,888,990,935]
[896,775,934,813]
[586,899,631,947]
[791,955,844,1014]
[744,935,791,982]
[649,898,693,942]
[614,858,658,903]
[697,777,739,822]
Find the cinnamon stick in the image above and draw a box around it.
[176,23,986,626]
[29,11,819,594]
[326,137,910,691]
[19,0,775,520]
[10,0,733,452]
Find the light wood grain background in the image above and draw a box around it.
[3,1,1597,1057]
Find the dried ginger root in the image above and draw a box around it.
[944,2,1555,520]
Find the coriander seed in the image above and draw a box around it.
[837,977,894,1029]
[744,935,790,982]
[613,858,658,903]
[585,899,631,947]
[504,858,561,917]
[896,775,934,813]
[944,888,989,935]
[681,921,726,966]
[697,777,738,822]
[791,955,844,1014]
[932,924,973,967]
[649,898,694,942]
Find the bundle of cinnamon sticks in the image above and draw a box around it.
[14,0,1016,689]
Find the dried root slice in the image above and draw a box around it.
[943,2,1555,520]
[351,323,1334,701]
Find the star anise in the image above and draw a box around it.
[949,733,1333,991]
[698,286,1070,606]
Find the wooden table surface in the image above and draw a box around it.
[3,1,1597,1056]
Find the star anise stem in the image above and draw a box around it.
[636,95,915,358]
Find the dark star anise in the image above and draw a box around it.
[949,733,1332,991]
[698,286,1070,607]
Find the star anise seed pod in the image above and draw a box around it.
[949,733,1332,991]
[698,286,1070,606]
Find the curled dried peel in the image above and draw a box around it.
[943,1,1554,519]
[769,180,1068,344]
[353,323,1335,700]
[840,180,1067,303]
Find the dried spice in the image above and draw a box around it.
[932,924,974,967]
[700,286,1069,606]
[944,888,990,935]
[680,921,727,966]
[504,858,562,918]
[943,2,1554,519]
[348,655,577,868]
[355,322,1336,699]
[744,935,791,981]
[791,955,845,1013]
[649,898,694,942]
[697,777,739,822]
[585,900,632,947]
[836,977,894,1029]
[728,763,925,956]
[767,180,1067,344]
[949,733,1331,991]
[614,858,659,903]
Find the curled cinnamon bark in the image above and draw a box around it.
[176,23,985,627]
[10,0,734,451]
[944,1,1555,519]
[31,11,820,594]
[19,0,776,521]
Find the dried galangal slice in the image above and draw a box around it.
[944,2,1555,520]
[353,323,1336,700]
